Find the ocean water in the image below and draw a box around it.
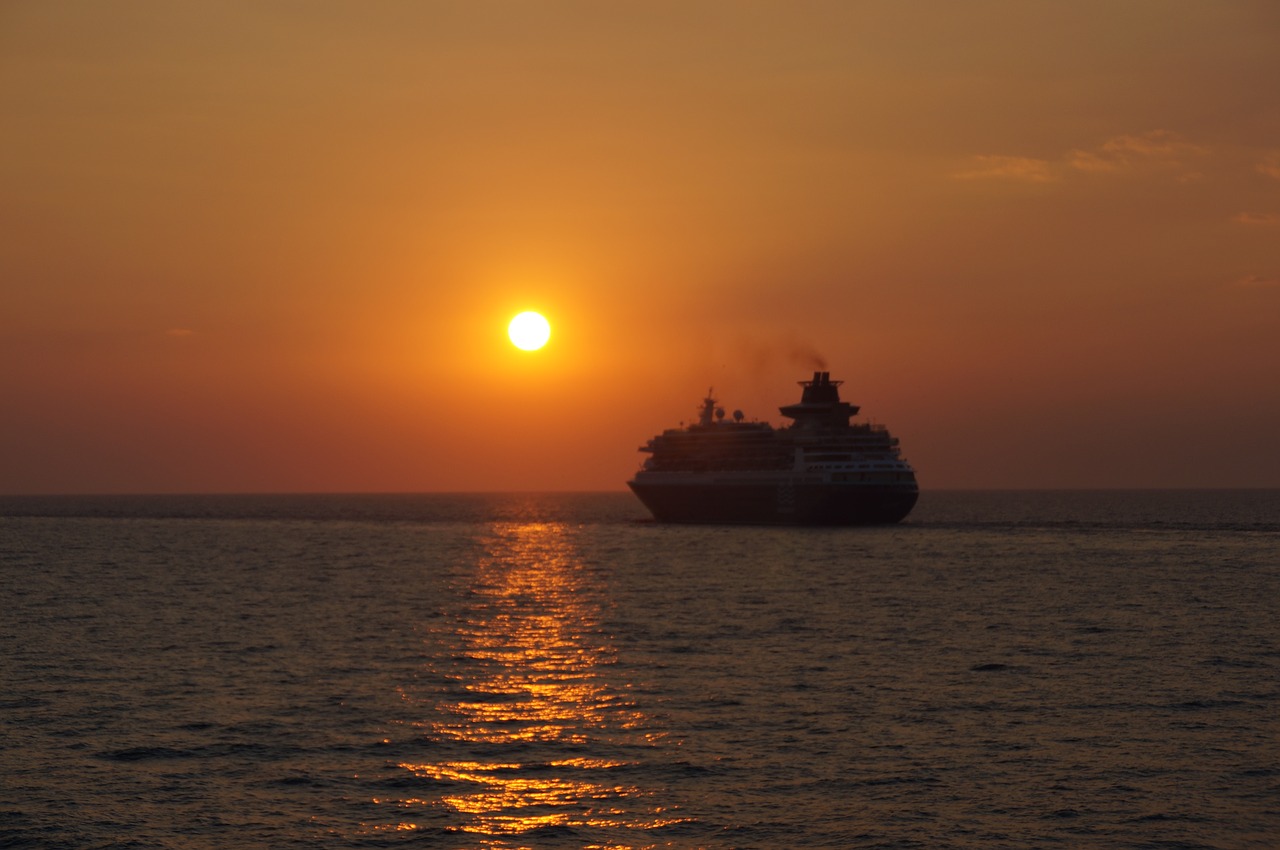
[1,490,1277,849]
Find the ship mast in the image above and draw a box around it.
[697,389,717,427]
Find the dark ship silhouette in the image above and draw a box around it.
[628,371,918,524]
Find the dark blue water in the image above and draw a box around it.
[2,491,1277,849]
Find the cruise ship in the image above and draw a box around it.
[628,371,918,524]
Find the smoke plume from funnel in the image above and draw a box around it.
[787,340,827,372]
[734,332,828,379]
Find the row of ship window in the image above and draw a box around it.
[830,472,914,483]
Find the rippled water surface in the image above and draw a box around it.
[2,491,1278,849]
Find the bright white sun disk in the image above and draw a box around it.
[508,311,551,351]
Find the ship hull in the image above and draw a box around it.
[628,475,918,525]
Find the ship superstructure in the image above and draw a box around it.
[628,371,918,524]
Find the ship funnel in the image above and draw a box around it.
[779,370,859,422]
[800,371,841,405]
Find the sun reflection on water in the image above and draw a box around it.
[370,521,690,846]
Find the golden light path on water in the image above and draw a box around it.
[371,521,689,847]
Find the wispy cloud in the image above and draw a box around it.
[953,155,1057,183]
[958,130,1210,185]
[1067,130,1208,178]
[1258,151,1280,180]
[1233,212,1280,226]
[1065,149,1123,174]
[1101,130,1207,159]
[1234,274,1280,289]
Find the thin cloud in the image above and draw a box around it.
[1233,212,1280,226]
[953,155,1057,183]
[960,130,1210,186]
[1234,274,1280,289]
[1067,130,1208,177]
[1258,151,1280,180]
[1066,149,1124,173]
[1101,130,1208,159]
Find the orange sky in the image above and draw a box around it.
[2,1,1278,493]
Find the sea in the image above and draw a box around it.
[1,490,1277,850]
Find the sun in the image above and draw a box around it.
[508,311,551,351]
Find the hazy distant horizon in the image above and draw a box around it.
[5,485,1280,499]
